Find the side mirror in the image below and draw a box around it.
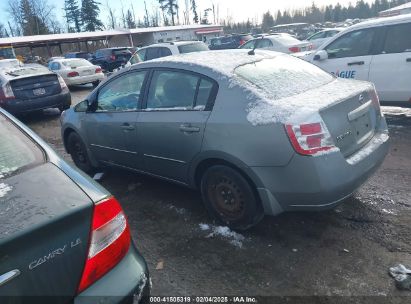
[313,50,328,61]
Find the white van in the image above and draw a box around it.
[301,14,411,105]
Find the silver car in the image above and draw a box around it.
[61,50,389,230]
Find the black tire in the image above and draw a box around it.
[92,80,100,87]
[67,132,94,174]
[200,165,264,230]
[59,103,70,112]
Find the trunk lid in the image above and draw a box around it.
[0,163,93,301]
[320,90,380,157]
[72,65,96,77]
[10,74,61,99]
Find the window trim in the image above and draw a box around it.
[141,68,219,112]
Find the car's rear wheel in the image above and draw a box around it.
[200,165,263,230]
[67,132,94,174]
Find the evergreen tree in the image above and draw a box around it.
[81,0,103,31]
[64,0,82,32]
[158,0,178,26]
[20,0,50,35]
[261,11,274,31]
[125,9,136,29]
[191,0,199,24]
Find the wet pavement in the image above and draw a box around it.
[21,85,411,301]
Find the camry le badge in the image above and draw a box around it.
[0,269,21,287]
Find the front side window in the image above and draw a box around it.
[145,48,160,61]
[146,70,215,110]
[97,71,146,112]
[383,23,411,54]
[325,29,375,59]
[0,113,44,180]
[240,40,257,49]
[308,31,326,40]
[159,47,172,57]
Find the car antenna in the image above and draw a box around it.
[248,36,264,56]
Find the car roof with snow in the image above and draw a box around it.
[347,14,411,30]
[0,64,53,81]
[143,40,205,48]
[135,49,280,78]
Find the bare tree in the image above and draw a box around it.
[105,1,117,29]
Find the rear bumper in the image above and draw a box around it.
[74,243,149,304]
[66,74,105,86]
[252,129,390,215]
[1,91,71,114]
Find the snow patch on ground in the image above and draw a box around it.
[168,205,186,215]
[382,106,411,117]
[346,132,389,165]
[199,224,245,248]
[0,183,13,198]
[381,208,397,215]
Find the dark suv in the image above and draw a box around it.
[209,34,253,50]
[65,52,93,61]
[91,48,132,72]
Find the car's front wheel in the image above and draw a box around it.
[200,165,263,230]
[67,132,94,174]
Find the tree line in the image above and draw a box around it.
[0,0,409,37]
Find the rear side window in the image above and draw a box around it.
[145,48,160,60]
[0,114,44,179]
[235,56,334,100]
[178,43,209,53]
[258,39,273,48]
[159,47,172,57]
[383,23,411,54]
[146,70,215,110]
[325,29,375,58]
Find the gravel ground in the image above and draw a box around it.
[20,84,411,303]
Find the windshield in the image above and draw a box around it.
[234,56,334,100]
[0,113,44,180]
[178,43,209,53]
[62,59,92,68]
[0,47,16,60]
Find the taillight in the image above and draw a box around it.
[369,87,382,117]
[110,55,116,60]
[57,75,68,90]
[67,71,79,77]
[289,46,301,53]
[77,197,130,293]
[239,39,246,46]
[95,67,102,73]
[285,117,337,156]
[0,82,15,102]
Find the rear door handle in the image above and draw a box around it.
[407,58,411,62]
[121,123,135,131]
[348,61,364,66]
[179,124,200,133]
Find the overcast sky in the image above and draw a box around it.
[1,0,376,29]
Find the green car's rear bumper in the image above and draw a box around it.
[74,244,149,304]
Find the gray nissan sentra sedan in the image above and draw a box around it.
[61,50,389,230]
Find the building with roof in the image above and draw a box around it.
[0,24,223,58]
[379,2,411,17]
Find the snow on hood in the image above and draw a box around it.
[246,78,374,125]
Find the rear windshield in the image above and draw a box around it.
[178,43,209,53]
[0,113,44,179]
[62,59,92,68]
[114,49,131,55]
[235,56,334,100]
[271,35,302,45]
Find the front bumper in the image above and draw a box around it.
[1,90,71,114]
[253,129,390,215]
[74,244,149,304]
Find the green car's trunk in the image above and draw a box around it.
[0,163,93,303]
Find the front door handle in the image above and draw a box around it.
[348,61,364,66]
[179,124,200,133]
[406,58,411,63]
[121,123,135,131]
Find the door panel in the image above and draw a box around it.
[368,22,411,102]
[83,71,147,169]
[136,70,216,182]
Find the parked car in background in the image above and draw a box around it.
[135,41,209,62]
[61,50,389,230]
[0,108,149,303]
[305,28,344,49]
[0,59,21,70]
[0,64,71,114]
[65,51,93,61]
[48,58,104,87]
[209,34,253,50]
[91,48,132,72]
[300,14,411,105]
[240,34,313,53]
